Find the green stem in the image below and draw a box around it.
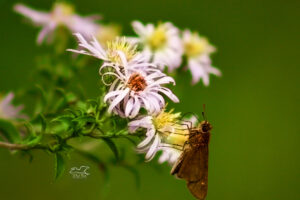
[0,141,48,151]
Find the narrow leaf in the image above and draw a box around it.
[102,138,119,160]
[54,153,65,180]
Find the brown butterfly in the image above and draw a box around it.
[171,113,212,200]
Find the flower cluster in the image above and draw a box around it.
[15,3,221,85]
[11,2,222,165]
[68,34,179,119]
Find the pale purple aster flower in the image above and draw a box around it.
[131,21,183,72]
[183,30,221,86]
[68,33,151,70]
[129,109,188,161]
[0,92,27,120]
[104,64,179,118]
[14,3,100,44]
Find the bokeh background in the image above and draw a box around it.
[0,0,299,199]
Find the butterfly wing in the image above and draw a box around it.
[171,144,209,200]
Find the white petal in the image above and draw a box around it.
[107,88,130,113]
[137,129,155,148]
[145,135,160,160]
[104,90,123,102]
[125,98,134,117]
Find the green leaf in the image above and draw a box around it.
[102,138,119,160]
[0,119,21,143]
[39,114,47,133]
[31,114,47,133]
[24,135,42,147]
[54,153,65,180]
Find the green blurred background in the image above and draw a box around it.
[0,0,299,199]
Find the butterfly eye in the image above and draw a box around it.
[202,125,208,132]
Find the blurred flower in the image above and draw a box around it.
[68,33,150,69]
[131,21,183,72]
[183,30,221,85]
[129,108,188,161]
[0,92,27,120]
[104,66,179,118]
[14,2,100,44]
[95,24,121,48]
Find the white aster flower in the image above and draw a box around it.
[129,109,188,161]
[131,21,183,72]
[68,33,150,70]
[103,64,179,118]
[0,92,27,120]
[14,3,100,44]
[183,30,221,85]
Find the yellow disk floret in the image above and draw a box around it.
[147,24,168,51]
[184,32,212,58]
[153,108,189,146]
[106,37,137,65]
[52,2,74,23]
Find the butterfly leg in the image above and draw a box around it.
[159,143,184,151]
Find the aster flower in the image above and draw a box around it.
[131,21,183,72]
[0,93,27,120]
[68,33,151,70]
[14,3,100,44]
[129,109,188,161]
[103,66,179,118]
[183,30,221,85]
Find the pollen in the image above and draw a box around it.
[127,73,147,92]
[147,24,167,50]
[106,37,137,65]
[184,33,209,57]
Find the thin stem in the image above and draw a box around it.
[0,141,48,150]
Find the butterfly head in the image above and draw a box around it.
[199,120,212,133]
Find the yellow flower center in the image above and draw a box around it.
[152,109,189,146]
[153,109,180,130]
[184,33,209,57]
[106,37,137,65]
[52,3,74,23]
[96,25,121,48]
[147,25,167,51]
